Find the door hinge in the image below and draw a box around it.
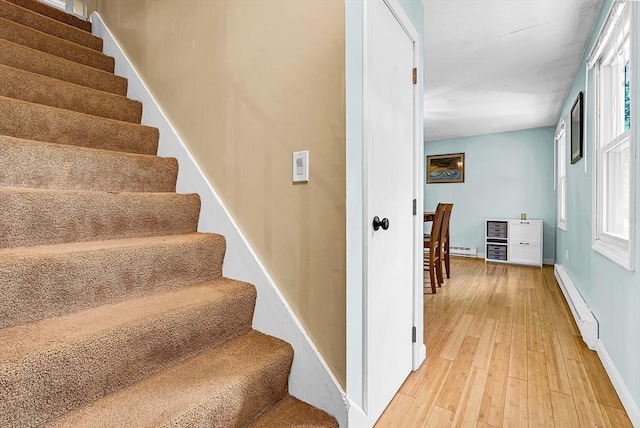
[413,199,417,215]
[412,326,417,343]
[412,68,417,85]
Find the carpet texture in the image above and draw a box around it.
[4,0,90,30]
[47,331,293,428]
[0,96,159,154]
[0,39,127,94]
[0,136,177,191]
[0,233,226,328]
[0,0,101,50]
[248,396,340,428]
[0,65,141,122]
[0,17,114,71]
[0,0,338,426]
[0,187,201,247]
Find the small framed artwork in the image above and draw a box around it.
[426,152,465,183]
[571,91,583,164]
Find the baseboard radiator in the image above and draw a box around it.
[424,245,477,258]
[449,246,477,257]
[554,264,598,350]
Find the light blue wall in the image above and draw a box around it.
[397,0,424,34]
[424,127,556,262]
[555,0,640,418]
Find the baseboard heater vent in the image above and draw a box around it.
[449,246,477,257]
[554,264,598,350]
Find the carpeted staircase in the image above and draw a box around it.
[0,1,338,426]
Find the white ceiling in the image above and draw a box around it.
[423,0,603,142]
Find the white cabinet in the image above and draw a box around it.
[485,219,543,267]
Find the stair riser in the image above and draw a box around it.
[0,96,158,154]
[161,350,292,427]
[0,137,176,192]
[0,17,113,72]
[0,234,226,328]
[0,188,200,248]
[0,65,141,122]
[4,0,92,31]
[0,0,101,50]
[46,332,293,428]
[0,286,257,427]
[0,39,127,95]
[248,396,339,428]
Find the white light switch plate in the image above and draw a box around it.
[293,151,309,183]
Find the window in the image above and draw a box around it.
[590,1,635,270]
[556,118,567,231]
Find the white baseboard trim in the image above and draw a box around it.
[477,252,486,260]
[594,340,640,428]
[553,265,639,427]
[91,13,347,426]
[414,343,426,370]
[348,399,373,428]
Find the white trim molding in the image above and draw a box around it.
[590,1,637,272]
[555,116,567,231]
[594,340,640,427]
[91,12,348,427]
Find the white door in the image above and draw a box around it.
[366,0,415,420]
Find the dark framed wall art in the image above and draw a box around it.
[571,91,583,164]
[426,152,465,183]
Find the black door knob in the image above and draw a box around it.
[373,216,390,231]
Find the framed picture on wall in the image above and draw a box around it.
[571,91,583,164]
[426,153,465,183]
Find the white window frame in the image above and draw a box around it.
[589,0,636,271]
[556,117,567,231]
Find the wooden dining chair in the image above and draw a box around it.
[424,205,445,294]
[439,203,454,282]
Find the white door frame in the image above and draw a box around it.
[347,0,424,424]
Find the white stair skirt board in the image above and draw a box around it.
[91,13,348,427]
[554,264,598,350]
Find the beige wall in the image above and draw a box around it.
[84,0,96,16]
[95,0,346,386]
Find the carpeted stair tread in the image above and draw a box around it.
[0,232,226,328]
[0,64,141,122]
[0,279,258,427]
[0,136,176,192]
[0,17,113,71]
[5,0,91,31]
[248,395,339,428]
[0,39,127,95]
[0,278,254,362]
[0,96,158,154]
[0,0,101,50]
[0,187,200,248]
[47,330,292,428]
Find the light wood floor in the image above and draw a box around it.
[375,258,633,427]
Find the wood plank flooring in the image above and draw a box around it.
[375,258,632,427]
